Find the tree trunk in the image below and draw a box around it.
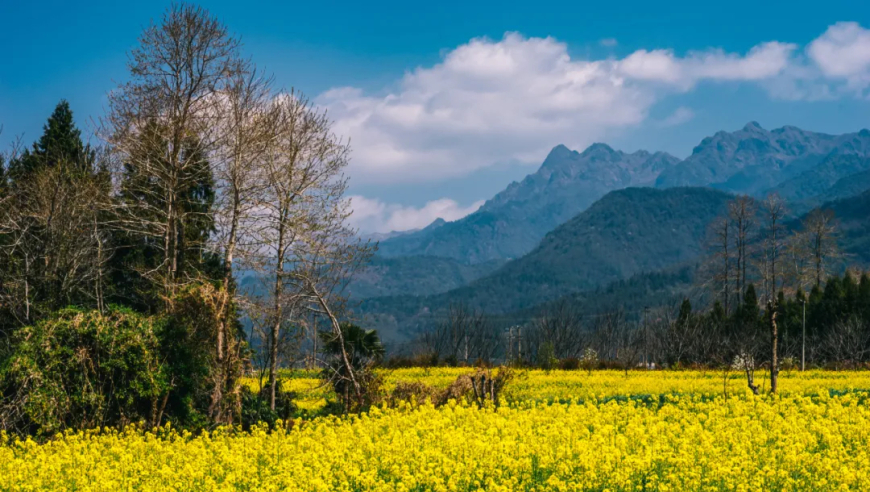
[769,302,778,394]
[269,220,285,411]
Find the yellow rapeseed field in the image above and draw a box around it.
[3,370,870,491]
[246,368,870,412]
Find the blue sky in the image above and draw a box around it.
[2,0,870,232]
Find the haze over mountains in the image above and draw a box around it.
[348,122,870,340]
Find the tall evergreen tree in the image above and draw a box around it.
[859,274,870,321]
[740,284,759,321]
[109,130,221,312]
[678,298,692,325]
[8,101,94,184]
[0,101,110,325]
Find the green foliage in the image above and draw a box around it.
[7,100,96,183]
[239,385,296,431]
[320,323,385,412]
[161,283,244,429]
[0,308,168,435]
[537,341,556,371]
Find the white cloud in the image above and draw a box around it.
[599,38,618,47]
[348,195,484,233]
[657,107,695,127]
[808,22,870,78]
[320,33,653,185]
[616,42,796,88]
[319,23,870,185]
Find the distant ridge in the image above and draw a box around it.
[376,142,681,263]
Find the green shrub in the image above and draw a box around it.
[0,307,169,435]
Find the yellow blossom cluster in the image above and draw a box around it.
[244,368,870,412]
[3,390,870,490]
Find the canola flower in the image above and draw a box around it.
[244,368,870,412]
[4,371,870,491]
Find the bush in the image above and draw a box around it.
[0,307,169,435]
[320,323,385,413]
[389,382,440,406]
[558,358,581,370]
[239,385,297,431]
[161,284,238,429]
[537,342,556,370]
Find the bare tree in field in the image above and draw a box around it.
[103,5,248,421]
[531,300,587,360]
[104,4,243,302]
[210,65,277,412]
[825,317,870,369]
[256,92,369,410]
[651,303,703,368]
[708,216,733,315]
[783,229,811,295]
[0,136,112,325]
[423,303,499,365]
[728,196,756,304]
[288,217,374,411]
[802,208,839,289]
[760,193,787,394]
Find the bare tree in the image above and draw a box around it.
[210,64,277,413]
[531,300,587,360]
[728,196,756,304]
[424,303,499,365]
[102,5,247,422]
[825,317,870,369]
[650,303,704,368]
[708,216,733,314]
[760,193,787,393]
[802,208,839,289]
[0,151,112,325]
[783,230,812,295]
[287,217,374,412]
[256,91,365,410]
[104,4,243,302]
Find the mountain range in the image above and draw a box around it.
[374,144,681,263]
[373,122,870,267]
[349,122,870,341]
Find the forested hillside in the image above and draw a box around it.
[360,187,733,339]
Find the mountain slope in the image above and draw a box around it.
[348,255,506,299]
[773,154,870,201]
[360,187,732,339]
[825,189,870,265]
[376,144,681,263]
[656,123,870,195]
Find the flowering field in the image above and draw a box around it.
[4,370,870,491]
[246,368,870,412]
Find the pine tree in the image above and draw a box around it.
[0,101,110,323]
[741,284,759,322]
[109,130,221,312]
[678,298,692,325]
[8,101,94,183]
[859,274,870,321]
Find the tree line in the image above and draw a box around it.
[401,193,869,395]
